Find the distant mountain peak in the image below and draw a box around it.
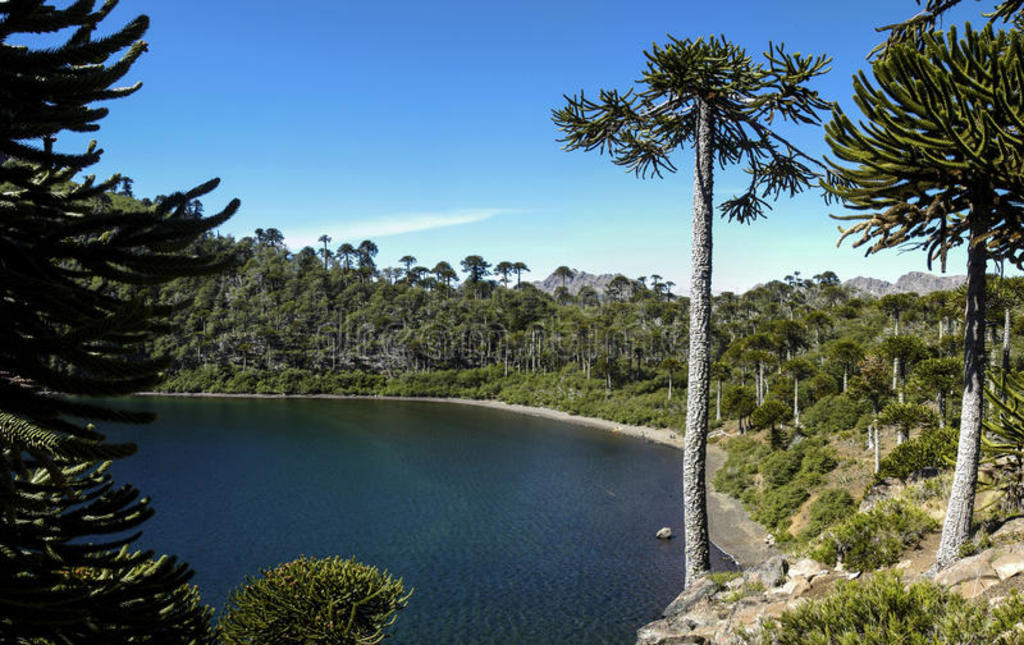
[843,271,966,297]
[532,269,620,295]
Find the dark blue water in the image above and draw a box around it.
[105,397,729,644]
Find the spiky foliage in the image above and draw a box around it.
[982,370,1024,515]
[554,34,831,585]
[825,24,1024,568]
[219,556,410,645]
[827,25,1024,270]
[0,0,237,639]
[876,0,1024,54]
[0,459,215,643]
[553,35,832,221]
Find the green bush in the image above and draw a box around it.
[753,479,812,531]
[760,450,802,487]
[738,572,1024,644]
[877,425,958,481]
[713,437,770,499]
[801,489,855,539]
[218,556,410,645]
[801,393,871,436]
[810,498,937,571]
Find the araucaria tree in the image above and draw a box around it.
[553,35,831,584]
[824,24,1024,569]
[1,1,238,640]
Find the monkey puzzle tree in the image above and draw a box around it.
[0,1,238,639]
[824,24,1024,568]
[553,35,831,584]
[878,0,1024,50]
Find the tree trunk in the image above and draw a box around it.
[667,372,673,401]
[1004,305,1012,375]
[793,375,800,427]
[683,98,714,587]
[874,425,880,474]
[842,366,848,393]
[938,392,946,428]
[716,378,722,422]
[936,215,988,570]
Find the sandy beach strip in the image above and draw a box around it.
[135,391,775,566]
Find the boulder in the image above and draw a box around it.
[656,527,673,540]
[662,577,718,618]
[746,556,789,588]
[636,618,708,645]
[788,558,829,581]
[992,518,1024,544]
[992,552,1024,581]
[934,552,998,587]
[954,577,1000,599]
[777,575,810,598]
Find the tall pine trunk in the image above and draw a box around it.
[936,214,988,569]
[793,375,800,427]
[683,99,713,586]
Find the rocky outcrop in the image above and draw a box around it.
[636,556,845,645]
[532,269,620,296]
[844,271,966,297]
[636,543,1024,644]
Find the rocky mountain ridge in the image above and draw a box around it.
[843,271,966,297]
[532,268,967,298]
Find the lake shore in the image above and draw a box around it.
[136,391,775,567]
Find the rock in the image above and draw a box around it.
[859,478,905,512]
[895,559,913,570]
[788,558,829,581]
[992,518,1024,544]
[778,575,810,597]
[747,556,789,588]
[656,527,673,540]
[954,577,999,599]
[636,618,708,645]
[992,552,1024,581]
[846,571,862,580]
[663,577,718,618]
[934,552,999,587]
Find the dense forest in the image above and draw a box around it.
[134,225,1024,553]
[149,227,1022,430]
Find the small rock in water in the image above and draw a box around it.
[656,527,673,540]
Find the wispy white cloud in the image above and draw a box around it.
[285,208,507,249]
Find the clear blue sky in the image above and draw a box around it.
[64,0,1008,292]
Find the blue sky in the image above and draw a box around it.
[59,0,1006,292]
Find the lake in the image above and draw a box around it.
[106,397,730,644]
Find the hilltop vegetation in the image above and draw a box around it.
[121,226,1024,553]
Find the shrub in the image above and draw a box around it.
[737,572,1024,644]
[219,556,410,645]
[801,393,870,436]
[877,425,957,481]
[753,480,812,531]
[810,498,937,571]
[801,489,855,539]
[713,437,770,499]
[760,450,802,487]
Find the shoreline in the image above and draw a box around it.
[136,391,775,567]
